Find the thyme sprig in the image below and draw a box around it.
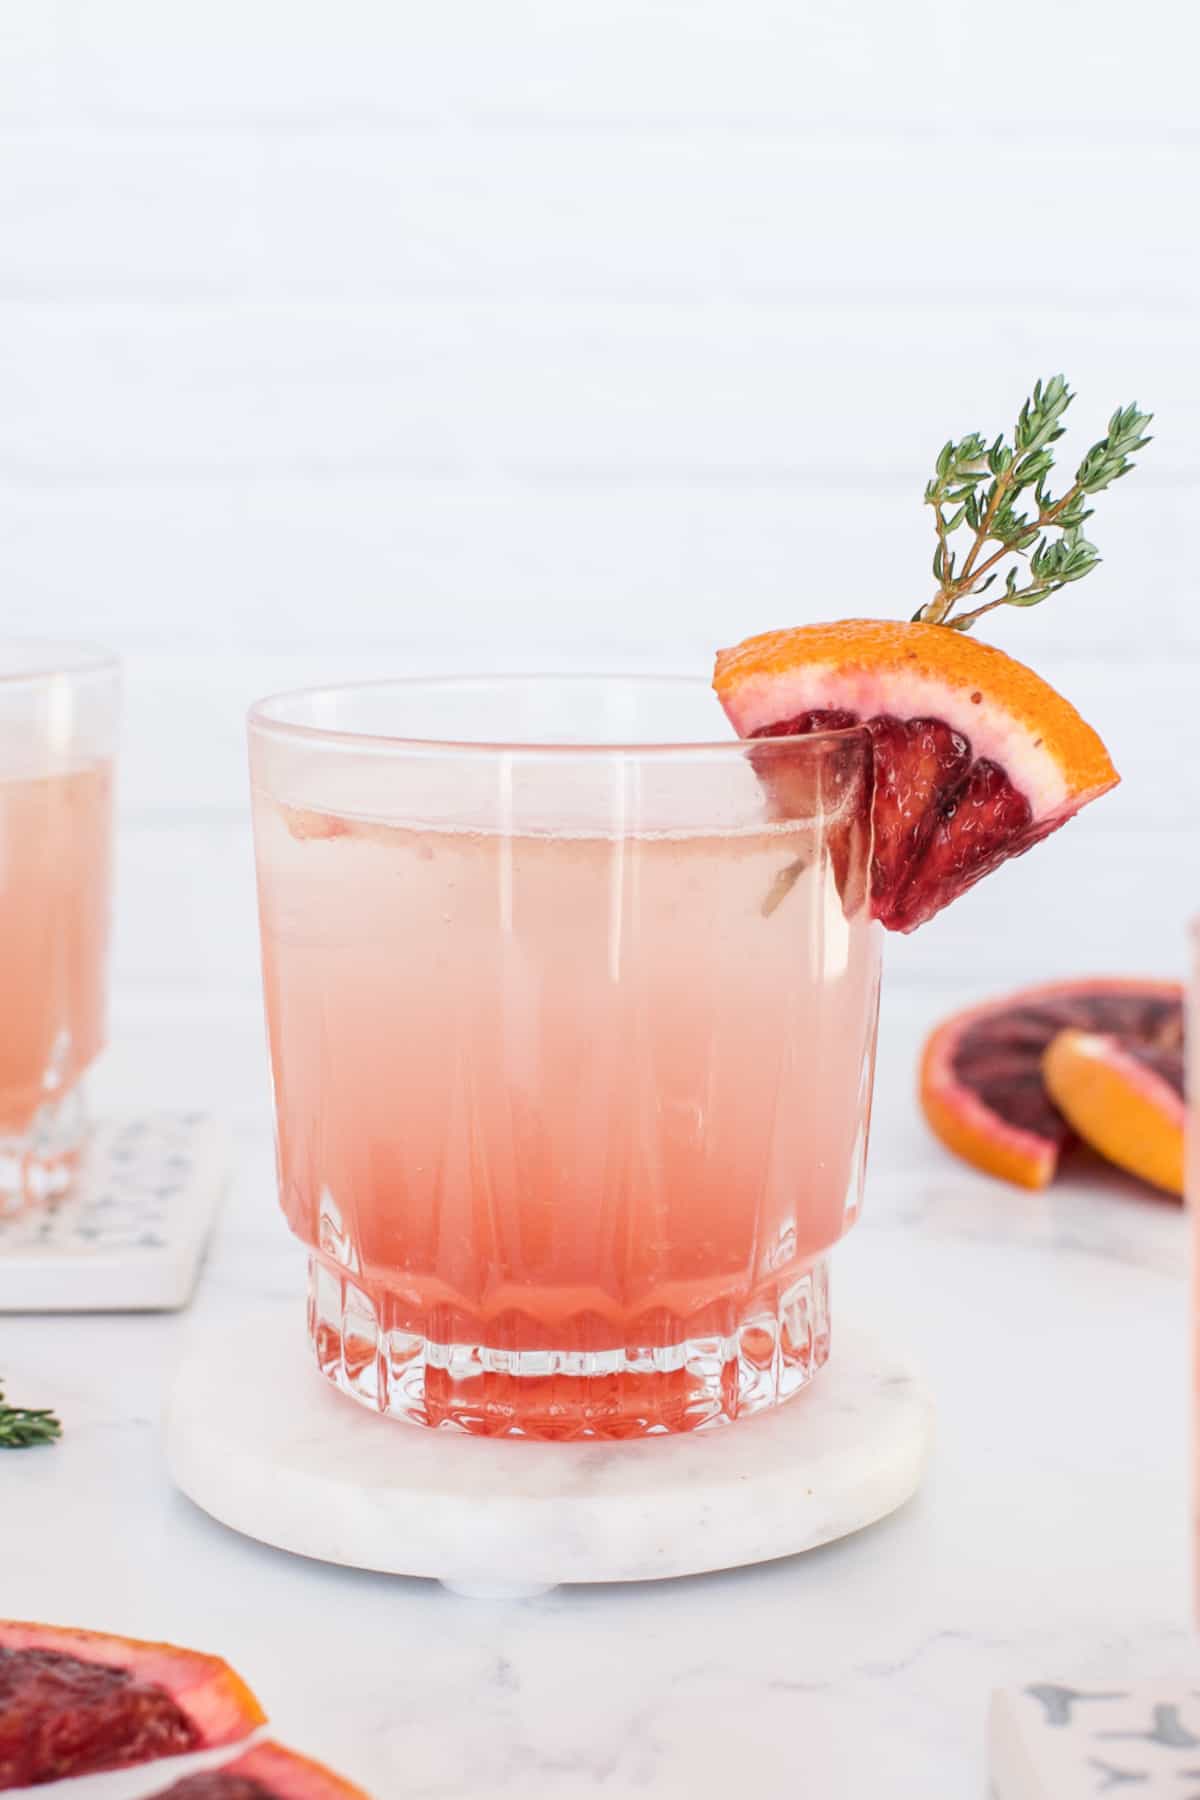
[0,1382,61,1448]
[916,375,1152,632]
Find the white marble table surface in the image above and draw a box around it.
[0,989,1192,1799]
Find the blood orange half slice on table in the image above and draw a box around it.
[919,978,1183,1191]
[149,1739,371,1799]
[713,619,1118,931]
[0,1620,265,1790]
[1043,1022,1185,1196]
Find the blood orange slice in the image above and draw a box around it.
[0,1621,265,1790]
[1044,1025,1185,1196]
[713,619,1118,931]
[919,978,1183,1190]
[149,1740,370,1798]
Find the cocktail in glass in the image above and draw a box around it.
[0,644,118,1208]
[1192,924,1200,1616]
[249,676,880,1437]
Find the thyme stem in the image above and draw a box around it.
[915,377,1152,632]
[0,1384,62,1448]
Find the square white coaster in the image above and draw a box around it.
[990,1684,1200,1797]
[0,1113,230,1312]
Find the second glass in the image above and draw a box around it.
[249,676,881,1438]
[0,643,118,1209]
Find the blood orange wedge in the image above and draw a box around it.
[149,1740,370,1799]
[0,1620,265,1790]
[1044,1025,1185,1197]
[713,619,1118,931]
[919,979,1183,1190]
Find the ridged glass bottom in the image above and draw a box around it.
[0,1083,87,1215]
[307,1253,832,1438]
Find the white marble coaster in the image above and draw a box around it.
[0,1114,229,1312]
[990,1684,1200,1798]
[167,1312,933,1597]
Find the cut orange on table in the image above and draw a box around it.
[918,979,1183,1190]
[149,1738,372,1798]
[0,1619,265,1790]
[1044,1024,1185,1197]
[714,619,1118,932]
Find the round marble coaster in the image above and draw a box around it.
[167,1313,933,1598]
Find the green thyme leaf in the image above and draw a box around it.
[916,375,1152,631]
[0,1384,62,1448]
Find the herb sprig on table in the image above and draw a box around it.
[0,1382,61,1448]
[915,375,1153,632]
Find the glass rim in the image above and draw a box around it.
[0,640,119,688]
[247,670,869,759]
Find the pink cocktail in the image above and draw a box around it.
[0,645,118,1206]
[249,676,881,1437]
[1192,927,1200,1617]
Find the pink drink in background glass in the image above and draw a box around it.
[1191,926,1199,1617]
[0,646,118,1207]
[250,676,880,1438]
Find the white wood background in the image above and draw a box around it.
[0,1,1196,1131]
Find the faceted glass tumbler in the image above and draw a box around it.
[249,676,881,1438]
[0,643,118,1210]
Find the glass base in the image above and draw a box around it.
[307,1253,832,1438]
[0,1084,87,1215]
